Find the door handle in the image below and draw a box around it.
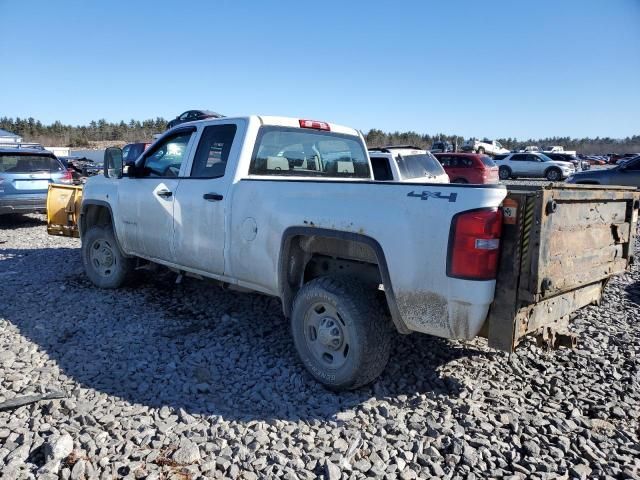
[203,193,223,201]
[156,189,173,198]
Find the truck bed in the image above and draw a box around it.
[486,183,639,351]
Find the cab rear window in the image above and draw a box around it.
[250,127,370,178]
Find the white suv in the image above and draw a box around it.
[494,152,575,181]
[368,146,449,183]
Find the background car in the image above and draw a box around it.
[0,148,73,215]
[430,140,453,153]
[493,152,575,181]
[433,152,499,184]
[544,152,590,171]
[566,155,639,187]
[461,138,510,156]
[122,142,151,163]
[166,110,224,130]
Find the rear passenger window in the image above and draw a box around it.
[437,156,451,167]
[191,124,237,178]
[511,154,527,161]
[371,156,393,180]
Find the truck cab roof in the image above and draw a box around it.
[165,115,362,138]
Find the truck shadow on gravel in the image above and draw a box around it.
[625,281,640,305]
[1,247,492,422]
[0,213,47,230]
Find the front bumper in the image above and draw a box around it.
[0,194,47,215]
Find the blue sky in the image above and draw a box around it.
[0,0,638,139]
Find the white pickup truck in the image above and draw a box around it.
[55,115,638,390]
[462,138,510,156]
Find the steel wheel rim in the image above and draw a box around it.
[303,301,350,369]
[89,238,117,278]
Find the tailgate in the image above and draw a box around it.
[46,184,83,238]
[486,184,639,351]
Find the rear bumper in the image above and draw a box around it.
[0,194,47,215]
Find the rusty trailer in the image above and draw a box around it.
[486,183,639,352]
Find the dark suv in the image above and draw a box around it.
[430,141,453,153]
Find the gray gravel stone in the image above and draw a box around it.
[0,212,638,479]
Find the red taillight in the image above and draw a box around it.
[448,208,502,280]
[60,170,73,184]
[299,119,331,131]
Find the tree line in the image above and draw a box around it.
[1,117,639,154]
[0,117,167,147]
[365,129,640,155]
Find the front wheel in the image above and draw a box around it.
[546,168,562,181]
[498,166,511,180]
[291,276,393,391]
[82,225,134,288]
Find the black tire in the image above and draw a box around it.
[477,147,485,154]
[82,225,134,289]
[498,166,511,180]
[545,168,562,181]
[291,276,393,391]
[452,178,468,184]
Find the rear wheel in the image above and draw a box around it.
[291,276,392,391]
[546,168,562,181]
[498,166,511,180]
[82,225,133,288]
[477,147,485,154]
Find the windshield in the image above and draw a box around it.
[395,152,445,179]
[538,154,553,162]
[0,154,62,173]
[250,127,370,178]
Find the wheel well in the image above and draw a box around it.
[279,232,409,333]
[80,204,112,237]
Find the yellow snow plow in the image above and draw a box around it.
[46,184,83,238]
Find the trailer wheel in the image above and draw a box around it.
[82,225,133,289]
[546,168,562,181]
[498,166,511,180]
[291,275,392,391]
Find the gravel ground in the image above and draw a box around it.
[1,212,639,480]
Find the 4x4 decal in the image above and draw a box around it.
[407,191,458,202]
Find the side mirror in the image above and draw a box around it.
[104,147,123,179]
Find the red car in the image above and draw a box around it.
[433,153,499,184]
